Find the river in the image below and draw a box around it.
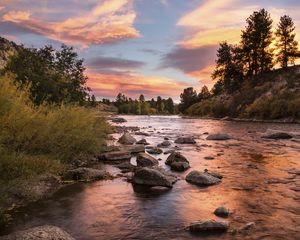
[1,116,300,239]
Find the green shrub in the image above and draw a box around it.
[244,97,272,119]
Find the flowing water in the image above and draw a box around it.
[1,116,300,239]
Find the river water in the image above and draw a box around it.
[1,116,300,240]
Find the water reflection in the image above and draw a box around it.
[2,116,300,240]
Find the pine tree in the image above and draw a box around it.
[212,42,243,93]
[241,9,273,76]
[275,15,299,68]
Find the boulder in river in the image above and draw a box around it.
[62,168,109,182]
[165,152,190,172]
[157,140,171,148]
[136,139,149,145]
[206,133,231,141]
[116,162,137,173]
[100,150,131,162]
[132,167,177,188]
[204,169,223,179]
[214,207,229,217]
[111,117,127,123]
[136,153,159,167]
[0,225,75,240]
[188,220,229,233]
[135,132,150,136]
[262,131,293,139]
[174,137,196,144]
[118,133,137,145]
[186,170,221,186]
[146,147,163,155]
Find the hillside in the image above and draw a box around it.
[186,66,300,121]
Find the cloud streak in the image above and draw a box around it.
[2,0,139,46]
[87,56,145,70]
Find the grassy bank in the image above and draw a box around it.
[0,74,110,222]
[186,67,300,120]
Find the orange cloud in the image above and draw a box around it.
[2,0,139,46]
[86,70,188,99]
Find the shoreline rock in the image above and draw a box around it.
[62,167,110,182]
[118,133,137,145]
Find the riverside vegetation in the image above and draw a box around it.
[179,10,300,121]
[0,39,110,226]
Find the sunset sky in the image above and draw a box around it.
[1,0,300,100]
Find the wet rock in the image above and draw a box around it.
[116,162,137,173]
[262,131,293,139]
[122,145,145,154]
[135,132,150,136]
[111,117,127,123]
[146,147,163,155]
[62,168,109,182]
[206,133,231,141]
[204,169,223,179]
[0,225,75,240]
[132,167,177,188]
[214,207,229,217]
[174,137,196,144]
[166,152,190,172]
[188,220,229,233]
[186,170,221,186]
[164,149,175,155]
[204,156,215,160]
[136,153,159,167]
[118,133,137,145]
[157,140,171,148]
[136,139,149,145]
[100,150,131,162]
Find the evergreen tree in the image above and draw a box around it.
[198,85,211,101]
[275,15,299,68]
[212,42,243,93]
[165,97,175,114]
[179,87,198,112]
[241,9,273,76]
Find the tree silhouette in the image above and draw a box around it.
[275,15,299,68]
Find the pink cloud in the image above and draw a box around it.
[2,0,140,46]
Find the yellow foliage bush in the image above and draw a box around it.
[0,74,110,180]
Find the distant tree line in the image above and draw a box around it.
[1,43,95,106]
[107,93,176,115]
[179,9,299,112]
